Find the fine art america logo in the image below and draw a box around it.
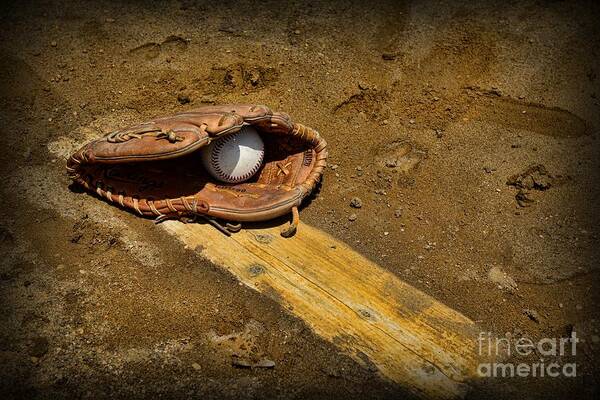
[477,331,578,378]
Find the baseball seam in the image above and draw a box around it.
[210,133,264,183]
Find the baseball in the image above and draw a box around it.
[201,125,265,183]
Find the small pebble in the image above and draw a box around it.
[348,213,357,222]
[350,197,362,208]
[385,159,397,168]
[177,94,190,104]
[523,308,540,323]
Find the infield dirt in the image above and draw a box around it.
[1,0,599,399]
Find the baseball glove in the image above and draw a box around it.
[67,104,327,237]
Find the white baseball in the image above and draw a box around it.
[201,125,265,183]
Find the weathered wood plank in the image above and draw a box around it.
[162,221,484,398]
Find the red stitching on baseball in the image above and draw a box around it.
[209,131,263,183]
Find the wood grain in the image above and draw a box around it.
[162,221,485,398]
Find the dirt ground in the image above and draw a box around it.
[1,0,599,398]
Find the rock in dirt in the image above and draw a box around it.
[350,197,362,208]
[384,159,397,168]
[348,213,357,222]
[232,355,253,368]
[515,189,536,207]
[507,164,555,191]
[523,308,541,323]
[177,94,190,104]
[358,81,370,90]
[507,164,562,207]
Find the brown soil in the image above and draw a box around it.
[1,0,599,399]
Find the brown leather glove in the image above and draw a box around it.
[67,104,327,236]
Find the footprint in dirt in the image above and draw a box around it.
[333,88,390,120]
[201,63,279,93]
[506,163,569,207]
[368,139,427,189]
[208,320,275,369]
[129,35,189,61]
[375,139,427,174]
[465,89,590,138]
